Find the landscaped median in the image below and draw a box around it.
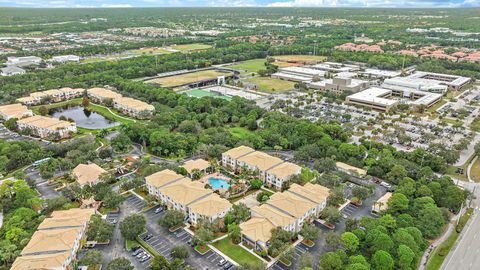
[212,236,264,266]
[425,208,474,270]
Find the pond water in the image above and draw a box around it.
[50,106,120,129]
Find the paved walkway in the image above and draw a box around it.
[419,216,458,270]
[467,156,478,182]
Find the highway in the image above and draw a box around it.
[441,181,480,270]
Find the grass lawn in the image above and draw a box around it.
[229,59,267,74]
[470,157,480,182]
[146,70,233,88]
[470,117,480,132]
[271,55,327,63]
[212,237,263,266]
[245,77,296,93]
[170,43,212,52]
[229,127,256,140]
[425,208,474,270]
[129,47,173,55]
[126,239,140,251]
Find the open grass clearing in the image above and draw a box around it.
[229,59,267,74]
[170,43,212,52]
[271,54,327,63]
[470,157,480,182]
[245,76,296,93]
[212,236,263,266]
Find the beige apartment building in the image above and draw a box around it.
[240,183,329,251]
[222,146,301,190]
[87,87,122,103]
[16,88,84,105]
[16,115,77,139]
[145,169,232,225]
[113,96,155,119]
[0,103,34,120]
[72,163,107,187]
[12,208,95,270]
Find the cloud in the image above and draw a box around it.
[267,0,479,7]
[101,3,132,7]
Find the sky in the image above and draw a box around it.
[0,0,479,8]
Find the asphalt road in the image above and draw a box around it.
[441,182,480,270]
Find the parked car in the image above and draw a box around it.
[155,207,163,214]
[218,259,227,266]
[224,262,233,269]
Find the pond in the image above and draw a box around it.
[50,106,120,129]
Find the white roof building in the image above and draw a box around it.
[1,66,25,76]
[346,87,398,112]
[51,55,80,63]
[312,62,360,73]
[6,56,42,67]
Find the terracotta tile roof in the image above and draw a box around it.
[159,179,212,206]
[72,163,106,186]
[0,103,33,119]
[49,208,95,222]
[87,87,122,99]
[145,169,186,188]
[266,162,301,179]
[267,192,316,218]
[188,193,232,218]
[181,159,210,174]
[240,217,275,243]
[287,183,330,204]
[238,151,283,172]
[21,228,81,255]
[17,115,75,130]
[251,204,295,227]
[38,216,87,230]
[11,251,70,270]
[114,97,155,111]
[223,145,255,159]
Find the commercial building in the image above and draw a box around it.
[346,86,442,112]
[51,55,80,63]
[372,192,392,214]
[6,56,42,66]
[312,62,360,73]
[382,77,448,94]
[222,146,301,190]
[0,103,34,120]
[72,163,107,187]
[17,115,77,139]
[12,208,95,270]
[271,66,326,82]
[145,169,232,225]
[346,87,399,112]
[113,97,155,119]
[240,183,329,251]
[408,71,471,91]
[358,69,402,79]
[1,66,25,76]
[308,77,369,94]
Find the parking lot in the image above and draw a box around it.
[0,125,50,146]
[125,194,146,211]
[142,206,233,269]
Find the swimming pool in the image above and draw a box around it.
[208,177,231,189]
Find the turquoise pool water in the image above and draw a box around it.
[208,177,231,189]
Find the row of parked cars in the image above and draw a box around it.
[131,246,151,263]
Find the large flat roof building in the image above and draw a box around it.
[272,66,326,82]
[312,62,360,73]
[346,87,398,112]
[308,77,369,94]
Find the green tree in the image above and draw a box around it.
[39,106,49,116]
[299,252,314,269]
[120,214,146,240]
[371,250,394,270]
[3,118,17,131]
[250,178,263,189]
[80,250,103,266]
[170,245,189,260]
[326,232,343,250]
[319,251,344,270]
[159,210,185,229]
[341,232,359,253]
[86,215,114,242]
[387,193,409,214]
[107,257,134,270]
[102,191,125,209]
[150,256,170,270]
[320,206,341,225]
[386,165,407,185]
[82,96,90,107]
[397,244,415,270]
[193,226,214,247]
[227,223,241,244]
[301,223,321,243]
